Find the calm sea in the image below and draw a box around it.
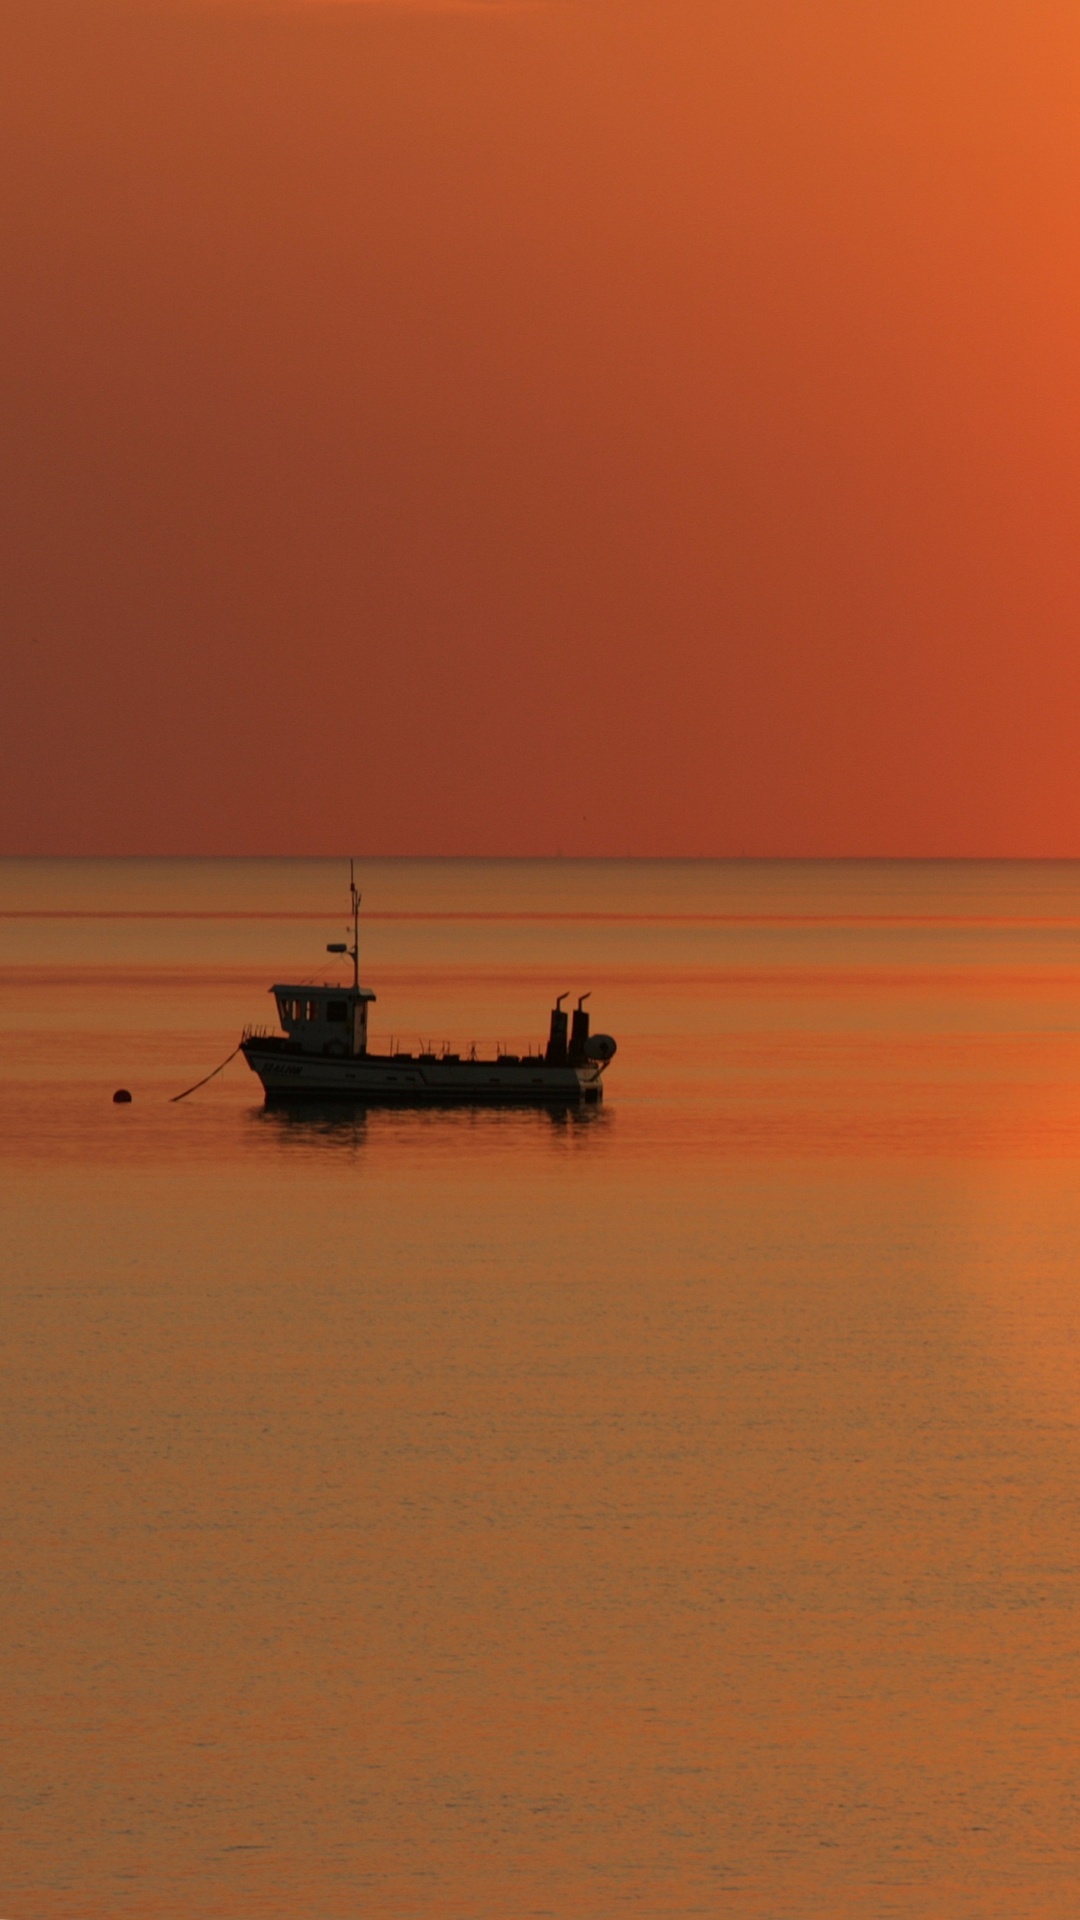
[4,857,1080,1919]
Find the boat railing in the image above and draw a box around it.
[367,1034,544,1063]
[244,1023,552,1061]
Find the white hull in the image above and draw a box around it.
[242,1040,604,1104]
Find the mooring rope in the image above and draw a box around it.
[170,1045,242,1103]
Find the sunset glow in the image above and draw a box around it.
[4,0,1080,854]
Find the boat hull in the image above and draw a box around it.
[241,1040,605,1104]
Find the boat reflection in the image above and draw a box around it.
[251,1095,612,1148]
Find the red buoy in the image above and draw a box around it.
[112,1089,132,1104]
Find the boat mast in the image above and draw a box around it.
[349,858,360,991]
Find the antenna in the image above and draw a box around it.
[349,858,360,991]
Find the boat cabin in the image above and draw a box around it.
[272,982,376,1057]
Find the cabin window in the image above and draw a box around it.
[277,997,291,1025]
[326,1000,348,1023]
[305,998,321,1021]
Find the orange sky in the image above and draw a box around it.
[4,0,1080,855]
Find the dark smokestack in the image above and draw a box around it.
[545,993,569,1064]
[568,993,591,1062]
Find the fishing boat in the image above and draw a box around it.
[240,870,617,1105]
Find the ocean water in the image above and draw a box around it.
[4,857,1080,1919]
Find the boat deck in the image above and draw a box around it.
[241,1035,604,1104]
